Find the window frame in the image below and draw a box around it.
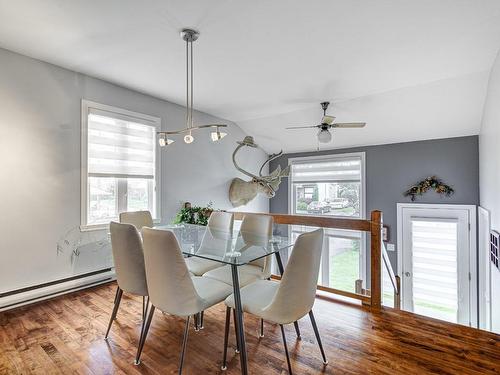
[287,152,367,286]
[80,100,162,231]
[287,151,366,220]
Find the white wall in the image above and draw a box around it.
[0,48,269,294]
[239,72,488,154]
[479,49,500,333]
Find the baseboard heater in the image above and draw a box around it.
[0,268,115,311]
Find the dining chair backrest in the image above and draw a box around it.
[208,211,234,232]
[240,214,273,270]
[264,228,324,324]
[141,228,203,317]
[119,211,153,230]
[109,222,148,296]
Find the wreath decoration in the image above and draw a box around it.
[404,176,454,201]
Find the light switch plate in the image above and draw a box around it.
[386,243,395,252]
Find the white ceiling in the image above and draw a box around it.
[1,0,500,152]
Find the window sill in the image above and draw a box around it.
[80,224,109,232]
[80,218,161,232]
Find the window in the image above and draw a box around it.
[287,153,366,293]
[289,153,365,218]
[81,100,160,228]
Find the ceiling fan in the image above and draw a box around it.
[286,102,366,143]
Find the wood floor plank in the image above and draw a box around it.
[1,282,499,375]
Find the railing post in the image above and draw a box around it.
[394,275,401,310]
[370,210,383,310]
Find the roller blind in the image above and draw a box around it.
[87,108,156,179]
[411,219,458,320]
[291,156,362,183]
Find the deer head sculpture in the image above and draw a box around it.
[229,136,290,207]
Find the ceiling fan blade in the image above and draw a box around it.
[321,115,336,125]
[286,125,319,129]
[333,122,366,128]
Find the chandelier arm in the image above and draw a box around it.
[157,124,227,136]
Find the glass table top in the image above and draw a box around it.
[155,223,294,266]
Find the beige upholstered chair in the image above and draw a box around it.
[106,222,149,349]
[119,210,153,230]
[136,228,233,372]
[223,228,327,374]
[202,213,273,287]
[185,211,234,276]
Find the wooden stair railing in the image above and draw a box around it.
[232,210,388,310]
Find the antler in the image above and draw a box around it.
[259,151,283,178]
[232,143,260,180]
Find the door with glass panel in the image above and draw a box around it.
[398,205,476,326]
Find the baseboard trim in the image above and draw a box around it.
[0,270,116,311]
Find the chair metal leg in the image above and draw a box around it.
[194,313,200,331]
[232,308,240,353]
[309,310,328,365]
[221,307,231,370]
[178,316,190,375]
[142,296,146,321]
[280,324,293,375]
[113,286,120,304]
[200,310,204,329]
[259,319,264,338]
[293,321,301,340]
[104,287,123,339]
[134,305,155,365]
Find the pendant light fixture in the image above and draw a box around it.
[157,28,228,147]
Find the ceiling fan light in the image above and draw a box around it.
[317,129,332,143]
[211,130,227,142]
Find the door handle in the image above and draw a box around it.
[404,271,411,277]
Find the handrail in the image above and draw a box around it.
[382,240,401,309]
[232,212,373,231]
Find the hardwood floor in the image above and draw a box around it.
[1,282,499,374]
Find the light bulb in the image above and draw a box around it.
[317,129,332,143]
[211,130,227,142]
[184,133,194,144]
[158,135,174,147]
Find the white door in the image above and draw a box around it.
[398,204,476,326]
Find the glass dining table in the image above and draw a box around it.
[155,223,294,375]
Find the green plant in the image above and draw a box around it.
[296,201,308,211]
[173,202,214,226]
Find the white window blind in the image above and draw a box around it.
[88,108,156,179]
[81,101,160,228]
[411,218,458,322]
[291,156,362,183]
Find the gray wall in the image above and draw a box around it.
[269,136,479,272]
[0,47,268,294]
